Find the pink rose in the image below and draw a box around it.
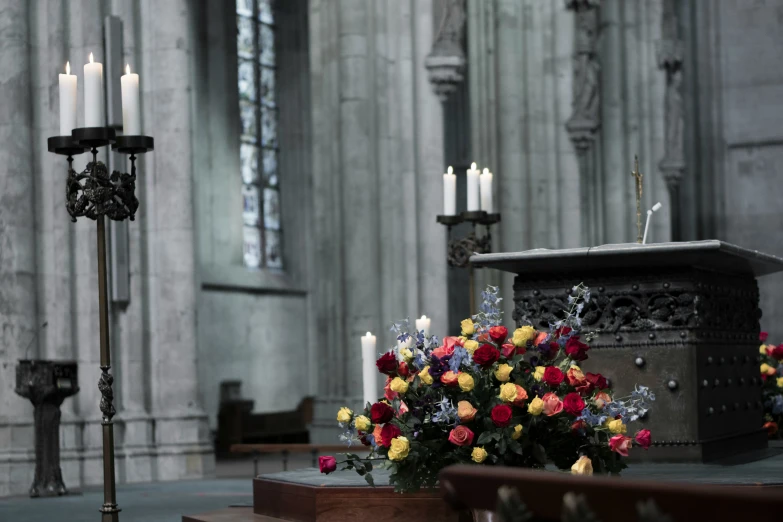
[609,434,633,456]
[541,392,563,416]
[397,401,409,417]
[594,391,612,409]
[432,339,457,359]
[318,456,337,474]
[384,377,398,401]
[448,425,475,447]
[634,429,651,449]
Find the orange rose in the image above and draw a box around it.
[513,385,529,407]
[533,331,548,346]
[566,367,586,386]
[372,424,383,445]
[457,400,478,422]
[594,391,612,409]
[541,392,563,416]
[441,371,460,387]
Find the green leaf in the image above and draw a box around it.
[364,473,375,487]
[365,460,373,472]
[477,432,495,445]
[498,437,507,455]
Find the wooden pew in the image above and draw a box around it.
[440,465,783,522]
[230,443,371,476]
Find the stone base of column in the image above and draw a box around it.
[152,413,215,481]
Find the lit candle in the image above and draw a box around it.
[58,62,77,136]
[466,162,480,211]
[443,166,456,216]
[84,52,104,127]
[360,332,377,407]
[121,64,141,135]
[415,315,431,337]
[480,168,494,213]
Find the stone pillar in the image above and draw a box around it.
[0,0,37,497]
[309,0,446,441]
[139,0,213,480]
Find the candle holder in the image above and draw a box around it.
[436,210,501,314]
[48,126,153,522]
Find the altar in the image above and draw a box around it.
[472,240,783,462]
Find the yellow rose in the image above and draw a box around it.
[511,424,523,440]
[457,400,478,422]
[464,340,480,354]
[458,373,475,392]
[761,363,777,376]
[512,326,537,348]
[390,377,409,394]
[387,436,410,461]
[461,319,475,336]
[336,407,353,424]
[570,455,593,476]
[494,363,514,382]
[498,382,518,403]
[399,347,413,362]
[777,377,783,388]
[471,447,488,463]
[354,415,372,432]
[419,366,434,385]
[761,344,769,354]
[606,419,627,434]
[528,396,544,416]
[533,366,546,382]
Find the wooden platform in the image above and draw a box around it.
[183,451,783,521]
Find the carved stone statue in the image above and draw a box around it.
[425,0,467,102]
[565,0,601,153]
[657,0,685,192]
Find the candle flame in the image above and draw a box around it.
[447,166,453,174]
[65,61,70,74]
[420,315,427,320]
[126,64,131,75]
[482,168,489,174]
[470,162,477,170]
[365,331,372,337]
[89,52,94,63]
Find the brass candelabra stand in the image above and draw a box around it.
[436,211,501,315]
[48,128,153,521]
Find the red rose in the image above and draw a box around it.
[501,343,516,358]
[571,420,588,435]
[609,434,632,456]
[376,352,398,375]
[585,372,608,390]
[554,326,572,338]
[489,326,508,344]
[473,344,500,367]
[634,429,652,449]
[563,392,586,416]
[564,337,590,362]
[318,456,337,474]
[379,423,402,447]
[448,425,475,446]
[490,404,513,427]
[543,366,565,387]
[760,332,769,342]
[370,402,394,424]
[764,421,778,436]
[770,345,783,361]
[398,361,410,377]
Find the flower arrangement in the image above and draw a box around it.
[760,332,783,438]
[322,285,654,492]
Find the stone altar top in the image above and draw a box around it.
[470,240,783,277]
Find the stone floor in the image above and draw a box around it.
[0,454,312,522]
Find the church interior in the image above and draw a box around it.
[3,0,783,521]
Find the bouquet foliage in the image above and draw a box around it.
[321,285,654,492]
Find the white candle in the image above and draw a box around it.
[121,64,141,135]
[84,52,104,127]
[480,168,494,213]
[443,166,457,216]
[58,61,77,136]
[415,315,431,337]
[361,332,378,407]
[467,162,480,211]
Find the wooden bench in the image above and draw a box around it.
[230,444,371,476]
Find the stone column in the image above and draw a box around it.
[139,0,213,480]
[0,0,37,497]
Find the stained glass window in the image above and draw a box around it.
[237,0,281,269]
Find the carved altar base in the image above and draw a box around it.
[472,241,783,462]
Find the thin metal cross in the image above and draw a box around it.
[632,155,644,243]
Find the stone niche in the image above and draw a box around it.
[472,241,783,462]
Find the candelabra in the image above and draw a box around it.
[48,127,153,521]
[436,210,500,315]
